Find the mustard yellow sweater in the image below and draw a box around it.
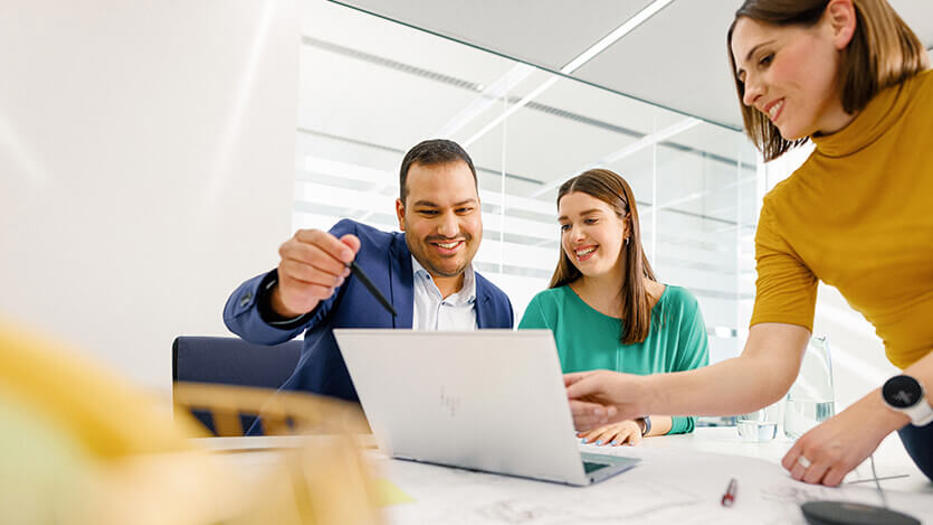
[750,70,933,369]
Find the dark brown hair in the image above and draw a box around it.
[551,169,657,345]
[398,139,477,203]
[727,0,929,161]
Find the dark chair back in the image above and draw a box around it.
[172,336,301,435]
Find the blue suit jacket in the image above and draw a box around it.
[224,219,514,403]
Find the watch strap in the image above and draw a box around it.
[904,401,933,427]
[640,416,652,436]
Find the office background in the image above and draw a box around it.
[2,0,929,414]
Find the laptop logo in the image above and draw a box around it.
[440,387,460,417]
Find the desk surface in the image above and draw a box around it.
[199,428,933,524]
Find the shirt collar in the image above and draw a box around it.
[411,256,477,305]
[810,72,924,158]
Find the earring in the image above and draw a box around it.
[624,237,630,246]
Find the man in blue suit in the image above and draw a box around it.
[224,139,514,405]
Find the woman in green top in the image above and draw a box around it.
[520,168,709,446]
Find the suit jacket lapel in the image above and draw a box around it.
[474,279,491,328]
[388,233,414,329]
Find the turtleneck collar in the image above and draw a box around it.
[810,72,923,158]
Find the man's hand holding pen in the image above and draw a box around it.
[271,229,360,318]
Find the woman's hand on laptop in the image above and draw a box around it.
[564,370,647,431]
[577,420,643,447]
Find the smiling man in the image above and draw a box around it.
[224,139,513,405]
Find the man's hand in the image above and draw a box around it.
[270,229,360,317]
[564,370,648,431]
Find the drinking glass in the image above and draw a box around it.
[736,403,780,442]
[784,335,836,439]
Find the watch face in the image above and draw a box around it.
[883,375,921,409]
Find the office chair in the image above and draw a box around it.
[171,336,301,435]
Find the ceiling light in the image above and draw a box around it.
[559,0,676,74]
[463,0,675,147]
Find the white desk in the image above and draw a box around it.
[632,426,930,491]
[377,428,931,524]
[200,428,933,524]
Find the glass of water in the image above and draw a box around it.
[784,335,836,439]
[736,403,780,442]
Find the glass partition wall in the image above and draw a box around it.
[295,0,760,363]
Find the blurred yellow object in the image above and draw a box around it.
[373,478,416,506]
[173,381,370,436]
[0,319,384,524]
[0,319,203,458]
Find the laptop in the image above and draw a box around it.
[334,329,640,486]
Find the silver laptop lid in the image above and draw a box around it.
[334,329,590,485]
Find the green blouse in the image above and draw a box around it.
[519,284,709,434]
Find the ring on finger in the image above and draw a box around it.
[797,455,812,469]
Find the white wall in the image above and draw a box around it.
[0,0,299,392]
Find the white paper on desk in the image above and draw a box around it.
[385,458,703,524]
[383,447,933,524]
[604,446,932,525]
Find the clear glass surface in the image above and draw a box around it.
[736,403,780,442]
[784,336,836,439]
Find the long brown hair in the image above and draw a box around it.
[727,0,929,161]
[550,169,656,345]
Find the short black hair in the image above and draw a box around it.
[398,139,477,203]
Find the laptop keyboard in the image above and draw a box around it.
[583,461,610,474]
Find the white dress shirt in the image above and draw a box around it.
[410,256,478,331]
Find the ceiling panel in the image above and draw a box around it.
[304,0,515,90]
[329,0,654,71]
[574,1,741,128]
[331,0,933,131]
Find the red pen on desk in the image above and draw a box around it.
[721,478,737,507]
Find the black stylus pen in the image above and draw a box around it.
[347,261,397,317]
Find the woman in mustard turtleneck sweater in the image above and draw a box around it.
[562,0,933,487]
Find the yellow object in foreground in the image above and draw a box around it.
[374,477,416,506]
[0,320,202,458]
[0,319,384,524]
